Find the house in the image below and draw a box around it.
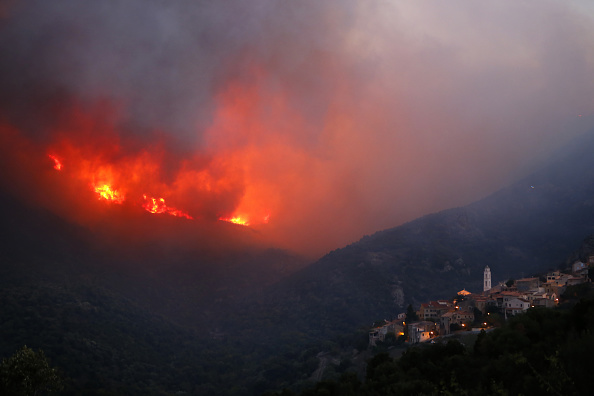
[546,271,561,283]
[526,290,547,305]
[515,277,540,292]
[456,309,475,324]
[419,301,453,321]
[550,273,571,286]
[369,320,404,346]
[575,268,590,282]
[487,283,505,294]
[440,312,456,335]
[473,296,496,314]
[572,261,588,273]
[455,296,476,311]
[439,309,475,335]
[504,298,530,316]
[545,271,586,290]
[532,297,556,308]
[493,291,527,309]
[567,275,587,286]
[544,282,566,299]
[409,321,436,344]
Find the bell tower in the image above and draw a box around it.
[484,266,491,292]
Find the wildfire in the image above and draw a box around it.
[219,213,269,226]
[94,184,125,204]
[219,216,250,226]
[142,195,193,219]
[32,103,272,227]
[48,155,62,170]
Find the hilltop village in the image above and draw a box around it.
[369,258,593,346]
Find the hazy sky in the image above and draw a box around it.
[1,0,593,257]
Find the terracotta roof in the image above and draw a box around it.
[500,291,522,296]
[516,277,539,282]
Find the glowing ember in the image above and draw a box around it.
[94,184,125,204]
[143,195,165,213]
[219,213,271,226]
[219,216,250,226]
[48,155,62,170]
[142,195,193,219]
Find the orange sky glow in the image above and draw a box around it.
[1,1,594,258]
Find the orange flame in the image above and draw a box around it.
[94,184,125,204]
[48,154,62,170]
[218,213,270,226]
[142,195,193,219]
[219,216,250,226]
[10,99,275,230]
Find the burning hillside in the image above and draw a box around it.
[0,97,274,229]
[1,0,593,256]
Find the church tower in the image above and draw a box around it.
[484,266,491,292]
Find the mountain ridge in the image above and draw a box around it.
[241,129,594,344]
[2,130,594,394]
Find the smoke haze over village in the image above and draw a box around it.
[1,0,594,257]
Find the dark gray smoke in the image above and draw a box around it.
[1,1,593,256]
[0,0,353,150]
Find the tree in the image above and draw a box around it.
[405,304,418,322]
[473,307,484,325]
[365,352,393,381]
[0,346,63,396]
[404,304,419,342]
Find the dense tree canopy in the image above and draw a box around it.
[0,345,62,396]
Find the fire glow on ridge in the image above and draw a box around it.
[48,155,62,171]
[94,184,125,204]
[142,195,193,219]
[43,136,267,225]
[219,216,249,226]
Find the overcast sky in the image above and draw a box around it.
[1,1,593,256]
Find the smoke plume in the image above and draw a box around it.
[1,0,593,256]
